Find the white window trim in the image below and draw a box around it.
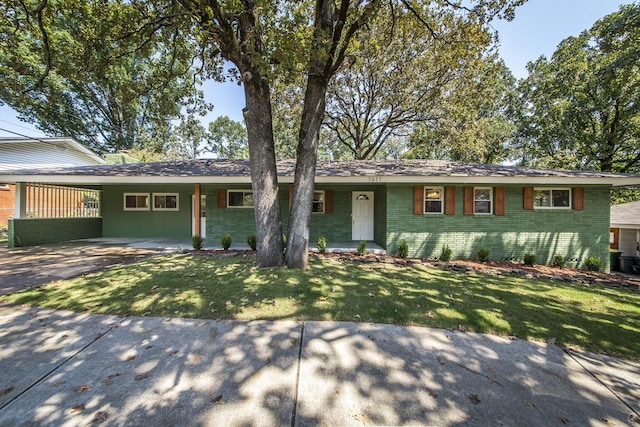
[312,190,326,214]
[533,187,572,209]
[227,189,254,209]
[423,186,444,214]
[474,187,493,215]
[123,193,150,211]
[152,193,179,211]
[0,184,9,190]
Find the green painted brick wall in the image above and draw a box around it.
[385,185,611,271]
[102,185,193,238]
[8,217,102,247]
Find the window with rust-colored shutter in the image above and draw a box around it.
[325,190,334,213]
[523,187,533,210]
[444,186,456,215]
[573,187,584,210]
[217,189,226,208]
[464,186,473,215]
[414,186,424,215]
[495,187,505,216]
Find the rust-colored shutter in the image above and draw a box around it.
[495,187,505,216]
[523,187,533,210]
[414,186,424,215]
[325,190,334,213]
[288,184,294,208]
[573,187,584,210]
[444,186,456,215]
[217,189,226,208]
[464,186,474,215]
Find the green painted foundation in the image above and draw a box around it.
[8,217,102,248]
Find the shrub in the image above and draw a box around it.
[397,240,409,259]
[523,253,536,266]
[440,245,452,262]
[282,234,287,249]
[317,236,327,254]
[551,255,565,268]
[357,240,367,256]
[221,233,232,250]
[247,235,257,251]
[585,256,601,272]
[191,235,203,250]
[477,247,490,263]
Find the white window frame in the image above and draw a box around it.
[533,187,572,209]
[474,187,493,215]
[153,193,179,211]
[312,190,326,214]
[227,189,254,208]
[123,193,150,211]
[0,184,9,190]
[423,186,444,214]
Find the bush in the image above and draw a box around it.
[357,240,367,256]
[221,233,232,250]
[192,235,203,250]
[523,253,536,266]
[247,235,257,251]
[440,245,452,262]
[477,247,490,263]
[317,236,327,254]
[585,256,601,272]
[551,255,565,268]
[397,240,409,259]
[282,233,287,249]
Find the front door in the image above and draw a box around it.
[191,195,206,238]
[352,191,374,241]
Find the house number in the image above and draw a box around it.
[368,176,382,182]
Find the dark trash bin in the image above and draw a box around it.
[619,256,639,274]
[610,250,623,271]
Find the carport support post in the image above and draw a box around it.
[194,184,201,237]
[14,182,26,219]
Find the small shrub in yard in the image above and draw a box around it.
[552,255,565,268]
[192,235,204,250]
[357,240,367,256]
[586,256,601,272]
[317,236,327,254]
[477,247,490,263]
[440,245,452,262]
[247,235,257,251]
[221,233,232,250]
[523,253,536,266]
[397,240,409,259]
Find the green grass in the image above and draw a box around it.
[2,253,640,360]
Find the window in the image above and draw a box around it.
[423,187,443,214]
[534,188,571,209]
[124,193,149,211]
[474,187,493,214]
[228,190,254,208]
[153,193,179,211]
[312,190,325,213]
[0,184,8,190]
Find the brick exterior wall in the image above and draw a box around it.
[0,184,14,227]
[8,217,102,248]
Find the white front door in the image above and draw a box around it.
[191,195,206,238]
[352,191,374,241]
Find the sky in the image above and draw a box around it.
[0,0,631,139]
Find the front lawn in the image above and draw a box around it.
[2,253,639,359]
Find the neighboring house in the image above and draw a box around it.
[2,159,640,272]
[610,201,640,266]
[0,137,105,226]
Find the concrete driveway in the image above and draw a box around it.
[0,305,638,426]
[0,241,165,296]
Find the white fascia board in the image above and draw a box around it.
[611,223,640,229]
[0,175,253,185]
[312,175,640,186]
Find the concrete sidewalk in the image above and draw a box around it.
[0,304,638,426]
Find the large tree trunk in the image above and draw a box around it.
[285,74,328,269]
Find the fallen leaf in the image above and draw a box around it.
[427,388,438,399]
[509,335,518,341]
[70,404,86,413]
[92,411,109,423]
[469,394,481,405]
[458,324,467,333]
[73,384,90,394]
[125,355,136,362]
[104,374,121,385]
[211,395,223,404]
[51,381,65,388]
[548,337,556,345]
[557,416,570,424]
[134,374,148,381]
[367,335,376,341]
[265,357,271,366]
[290,338,298,346]
[191,353,203,362]
[437,356,446,365]
[145,345,153,350]
[0,387,14,396]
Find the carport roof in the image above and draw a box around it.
[611,201,640,228]
[1,158,640,186]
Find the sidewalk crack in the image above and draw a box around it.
[290,321,305,427]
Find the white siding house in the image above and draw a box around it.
[0,137,104,170]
